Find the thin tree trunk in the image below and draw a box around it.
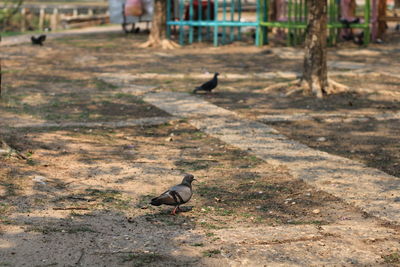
[302,0,329,98]
[377,0,387,39]
[263,0,348,96]
[140,0,179,49]
[150,0,166,44]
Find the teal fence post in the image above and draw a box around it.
[255,0,260,46]
[264,0,269,44]
[189,0,194,44]
[230,0,235,42]
[198,0,203,41]
[287,0,292,46]
[222,0,227,44]
[237,0,242,40]
[214,0,219,46]
[167,0,171,39]
[179,0,185,45]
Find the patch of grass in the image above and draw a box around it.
[69,211,87,217]
[121,252,163,266]
[286,220,328,226]
[196,185,224,199]
[205,232,215,237]
[27,225,96,234]
[174,159,210,171]
[202,249,221,257]
[85,188,120,196]
[215,208,234,216]
[26,158,36,166]
[84,188,131,210]
[94,79,119,91]
[0,182,20,197]
[244,155,262,163]
[241,213,253,218]
[382,252,400,264]
[191,243,204,247]
[199,222,222,230]
[0,216,15,225]
[190,132,205,140]
[135,194,153,208]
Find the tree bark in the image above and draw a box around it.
[263,0,348,96]
[139,0,179,49]
[302,0,329,98]
[377,0,387,39]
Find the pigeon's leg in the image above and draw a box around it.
[171,206,179,215]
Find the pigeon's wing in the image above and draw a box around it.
[200,79,214,90]
[151,190,178,206]
[151,184,192,205]
[169,184,192,204]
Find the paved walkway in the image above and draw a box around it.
[141,92,400,225]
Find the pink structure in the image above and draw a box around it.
[275,0,288,22]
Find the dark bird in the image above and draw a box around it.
[31,35,46,46]
[353,31,364,46]
[150,174,196,215]
[193,72,219,94]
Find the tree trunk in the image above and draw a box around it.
[302,0,329,98]
[263,0,348,96]
[395,0,400,8]
[377,0,387,39]
[139,0,179,49]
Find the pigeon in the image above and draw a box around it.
[31,35,46,46]
[150,174,196,215]
[193,72,219,94]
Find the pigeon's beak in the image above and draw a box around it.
[193,178,197,181]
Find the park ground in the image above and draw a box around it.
[1,31,400,266]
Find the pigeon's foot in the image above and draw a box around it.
[171,206,180,215]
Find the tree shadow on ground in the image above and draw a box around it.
[269,118,400,177]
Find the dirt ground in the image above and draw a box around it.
[1,31,400,266]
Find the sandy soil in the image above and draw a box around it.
[1,31,400,266]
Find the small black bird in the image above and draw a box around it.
[31,35,46,46]
[193,72,219,94]
[150,174,196,215]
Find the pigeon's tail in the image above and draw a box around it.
[150,197,163,206]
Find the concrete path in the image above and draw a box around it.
[143,92,400,225]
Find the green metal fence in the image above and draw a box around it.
[166,0,371,47]
[259,0,370,46]
[166,0,260,46]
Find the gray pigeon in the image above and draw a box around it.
[150,174,196,215]
[193,72,219,94]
